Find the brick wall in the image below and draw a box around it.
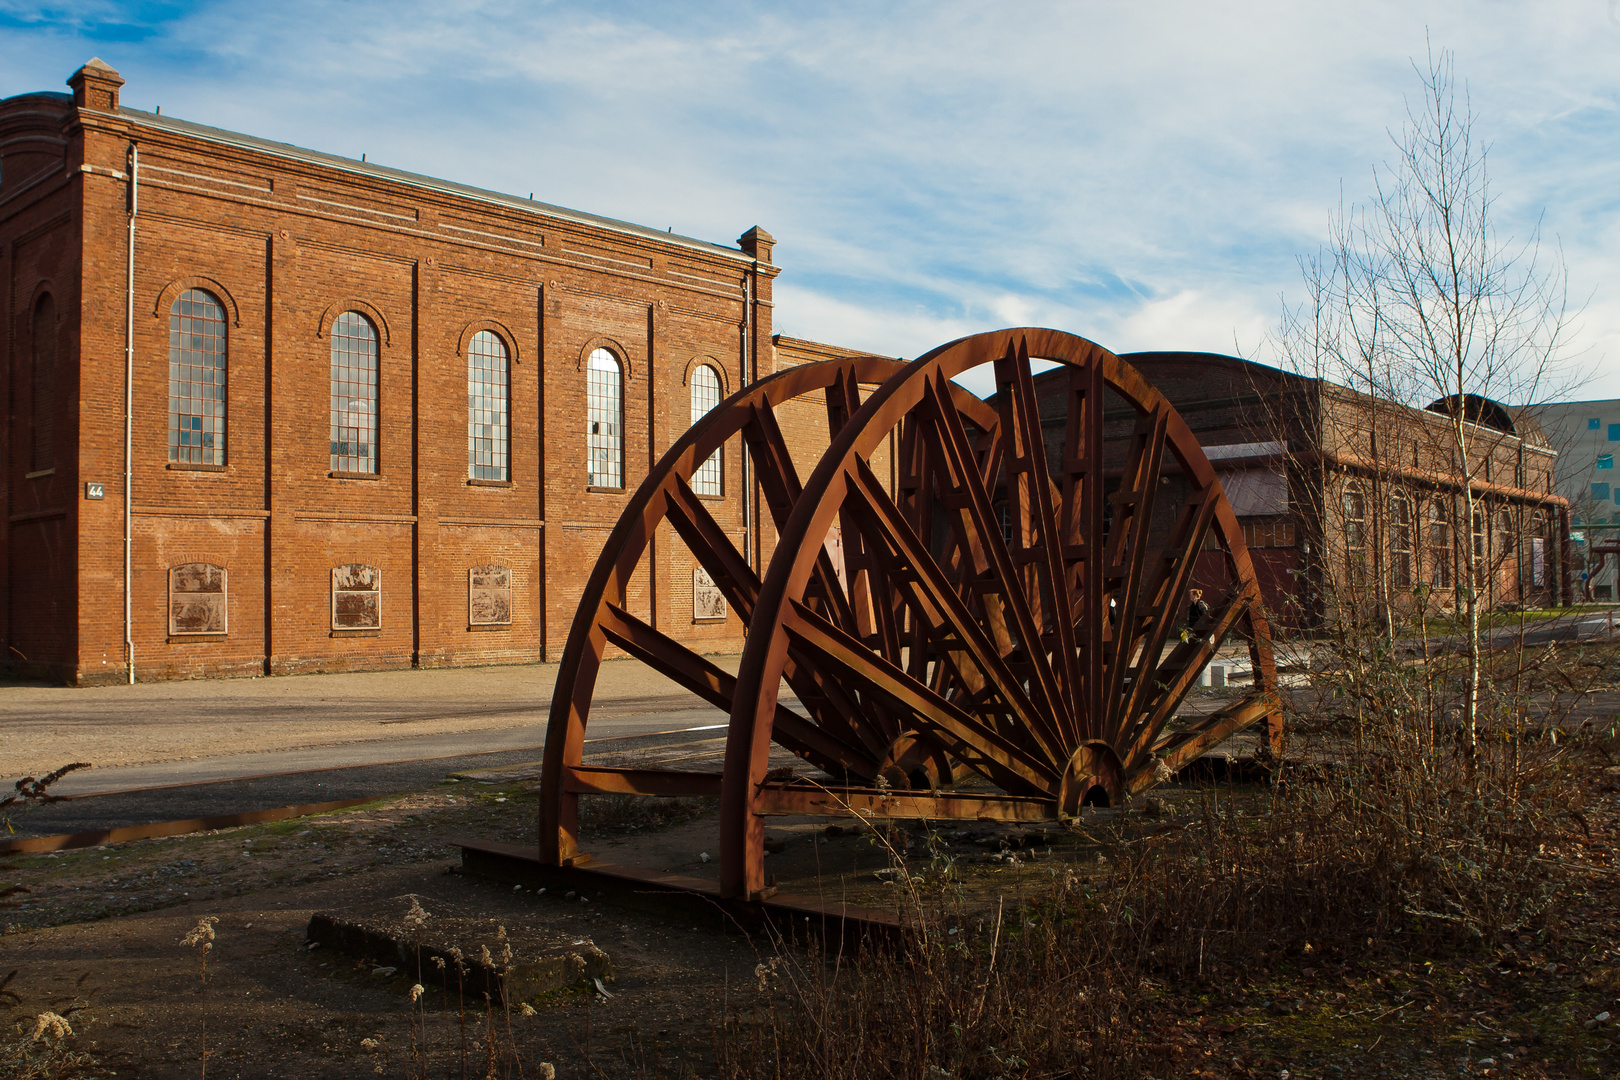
[0,61,780,683]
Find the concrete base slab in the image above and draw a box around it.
[454,837,901,953]
[306,891,611,1003]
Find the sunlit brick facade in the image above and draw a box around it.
[1078,352,1571,627]
[1,60,793,683]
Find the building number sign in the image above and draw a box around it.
[85,482,105,500]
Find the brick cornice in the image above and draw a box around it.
[455,318,521,363]
[679,354,728,392]
[152,275,241,326]
[316,298,391,346]
[577,335,635,379]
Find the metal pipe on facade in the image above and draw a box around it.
[124,142,138,684]
[741,270,752,569]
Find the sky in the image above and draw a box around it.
[2,0,1617,399]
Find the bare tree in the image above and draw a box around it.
[1270,45,1580,753]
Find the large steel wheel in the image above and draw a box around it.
[540,354,993,867]
[540,328,1280,902]
[718,329,1280,898]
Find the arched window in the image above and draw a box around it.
[1496,508,1515,563]
[1426,499,1453,588]
[689,364,722,496]
[1389,494,1413,589]
[586,348,623,489]
[1342,482,1368,585]
[1495,508,1516,602]
[1530,511,1549,589]
[330,312,379,473]
[467,331,509,481]
[168,289,228,465]
[30,292,55,471]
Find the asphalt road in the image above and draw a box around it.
[13,609,1612,846]
[6,723,729,841]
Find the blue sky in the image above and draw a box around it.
[3,1,1617,398]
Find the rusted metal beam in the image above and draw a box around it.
[563,766,723,798]
[754,783,1057,822]
[0,796,384,856]
[1138,693,1279,793]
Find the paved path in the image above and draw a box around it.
[0,656,735,786]
[2,724,739,840]
[11,610,1609,842]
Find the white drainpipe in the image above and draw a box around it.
[124,142,138,684]
[741,270,753,568]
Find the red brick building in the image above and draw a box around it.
[1,59,797,684]
[1029,352,1568,629]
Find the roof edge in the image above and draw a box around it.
[109,105,755,265]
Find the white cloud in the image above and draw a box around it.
[1,1,1613,404]
[1105,290,1275,361]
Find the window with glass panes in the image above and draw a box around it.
[1427,500,1453,587]
[31,292,55,471]
[1343,483,1368,583]
[1389,494,1414,588]
[168,289,228,465]
[586,348,623,488]
[330,312,379,473]
[690,364,722,496]
[467,331,509,481]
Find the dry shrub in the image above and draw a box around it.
[0,978,99,1080]
[715,879,1167,1080]
[1,762,90,834]
[0,1017,99,1080]
[712,649,1588,1079]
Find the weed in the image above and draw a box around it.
[180,915,218,1078]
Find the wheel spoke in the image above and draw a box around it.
[1143,692,1279,791]
[598,603,876,777]
[993,339,1083,747]
[782,600,1060,795]
[663,470,888,763]
[1124,584,1256,767]
[916,372,1070,764]
[740,400,858,633]
[663,475,760,616]
[1098,403,1171,746]
[842,455,1065,770]
[1058,358,1109,746]
[1116,473,1221,748]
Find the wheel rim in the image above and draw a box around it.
[540,354,996,865]
[719,329,1280,898]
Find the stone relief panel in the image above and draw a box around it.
[693,566,727,621]
[468,564,512,626]
[170,563,227,635]
[332,564,381,630]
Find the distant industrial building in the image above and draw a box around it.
[1526,400,1620,601]
[1031,353,1570,627]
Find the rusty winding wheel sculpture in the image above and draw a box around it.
[541,328,1281,900]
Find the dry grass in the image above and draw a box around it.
[710,633,1601,1079]
[0,972,99,1080]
